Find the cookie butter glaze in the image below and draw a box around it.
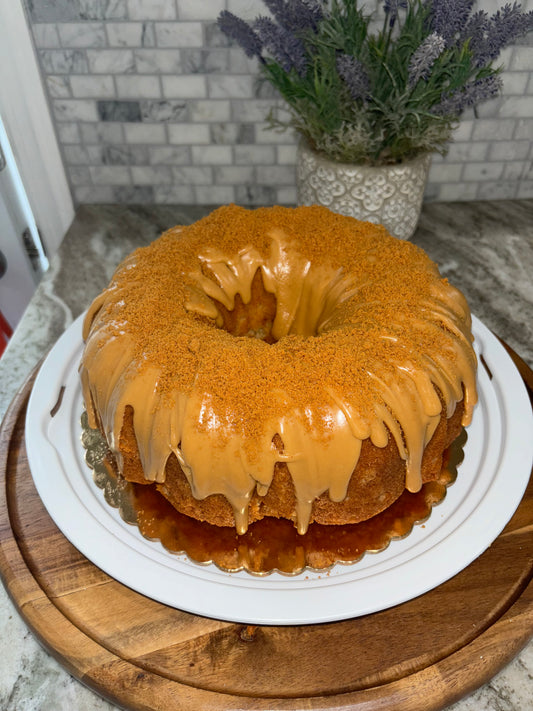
[80,205,478,534]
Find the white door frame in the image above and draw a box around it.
[0,1,74,259]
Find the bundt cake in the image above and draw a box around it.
[80,204,477,535]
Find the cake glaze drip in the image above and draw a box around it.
[80,205,478,535]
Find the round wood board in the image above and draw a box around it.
[0,343,532,711]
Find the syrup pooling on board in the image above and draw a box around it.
[80,205,477,534]
[82,411,464,575]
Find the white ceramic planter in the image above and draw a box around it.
[296,141,431,240]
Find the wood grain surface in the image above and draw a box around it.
[0,344,532,711]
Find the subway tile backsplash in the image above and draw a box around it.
[25,0,533,206]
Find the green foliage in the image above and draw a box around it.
[219,0,532,165]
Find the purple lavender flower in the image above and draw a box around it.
[263,0,324,33]
[217,11,264,59]
[467,2,533,67]
[337,54,370,101]
[428,0,475,46]
[408,32,446,86]
[254,16,308,76]
[460,9,490,59]
[432,74,503,116]
[383,0,408,28]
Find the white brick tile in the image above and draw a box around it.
[234,145,275,165]
[451,119,473,142]
[205,22,231,49]
[162,75,207,99]
[515,118,533,140]
[91,0,127,20]
[517,181,533,199]
[207,75,254,99]
[134,49,182,73]
[131,166,173,184]
[172,166,212,183]
[107,22,155,47]
[181,48,229,73]
[502,72,529,95]
[53,99,99,121]
[150,146,191,164]
[503,162,529,180]
[228,47,260,73]
[210,123,254,144]
[89,165,132,184]
[116,75,162,98]
[472,118,516,141]
[155,22,203,47]
[428,163,463,183]
[256,165,295,183]
[231,100,276,122]
[32,23,61,48]
[195,185,236,204]
[188,99,231,122]
[74,186,115,202]
[423,182,440,202]
[191,145,232,165]
[68,165,91,185]
[47,75,71,98]
[226,0,267,21]
[154,184,195,202]
[214,165,254,184]
[98,96,141,122]
[477,181,519,200]
[58,23,106,47]
[463,162,504,182]
[498,95,533,118]
[277,185,297,205]
[510,46,533,72]
[236,184,277,204]
[177,0,225,21]
[519,157,533,179]
[80,122,124,143]
[102,144,149,164]
[141,100,187,121]
[64,145,103,164]
[114,186,154,202]
[489,140,532,162]
[124,123,166,143]
[39,49,88,73]
[277,145,297,165]
[128,0,177,20]
[475,96,504,119]
[255,122,297,145]
[498,47,514,67]
[435,183,479,202]
[56,122,80,143]
[87,49,135,73]
[71,75,116,98]
[168,123,210,144]
[444,142,488,162]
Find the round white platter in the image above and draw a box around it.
[25,313,533,626]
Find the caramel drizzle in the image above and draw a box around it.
[80,226,477,535]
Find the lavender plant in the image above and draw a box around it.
[218,0,533,165]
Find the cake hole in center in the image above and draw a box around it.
[214,268,278,343]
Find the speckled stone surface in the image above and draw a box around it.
[0,201,532,710]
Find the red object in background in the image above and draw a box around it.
[0,310,13,357]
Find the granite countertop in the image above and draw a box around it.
[0,201,532,710]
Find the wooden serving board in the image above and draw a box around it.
[0,345,532,711]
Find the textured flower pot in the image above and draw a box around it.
[296,141,432,240]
